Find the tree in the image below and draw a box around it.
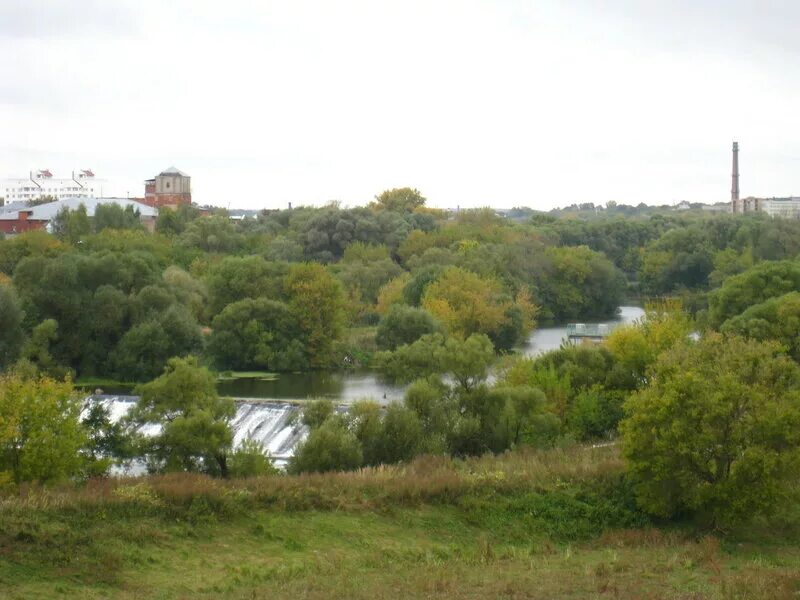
[371,403,423,465]
[534,246,626,321]
[377,333,494,393]
[375,273,411,315]
[605,301,693,388]
[401,265,442,306]
[93,203,142,232]
[112,305,203,381]
[0,284,25,369]
[336,243,403,309]
[50,204,91,243]
[346,400,384,465]
[207,298,307,371]
[284,263,346,367]
[621,334,800,526]
[156,204,201,236]
[375,305,440,350]
[707,260,800,328]
[130,356,235,476]
[0,375,86,485]
[301,398,336,429]
[721,292,800,360]
[178,215,244,253]
[21,319,68,378]
[481,385,558,451]
[205,256,288,316]
[228,439,278,478]
[288,420,363,474]
[421,267,511,338]
[371,187,426,212]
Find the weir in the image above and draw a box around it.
[85,395,309,470]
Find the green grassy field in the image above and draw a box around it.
[0,447,797,599]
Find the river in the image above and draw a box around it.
[215,305,645,401]
[92,305,643,471]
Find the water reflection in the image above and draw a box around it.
[215,306,644,401]
[217,371,406,404]
[521,305,645,357]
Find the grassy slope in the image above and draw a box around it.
[0,447,798,600]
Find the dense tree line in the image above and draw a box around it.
[1,194,800,528]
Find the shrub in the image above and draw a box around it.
[288,421,363,474]
[621,333,800,526]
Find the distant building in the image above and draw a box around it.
[143,167,191,208]
[1,169,106,202]
[729,142,800,218]
[732,196,800,219]
[0,197,157,235]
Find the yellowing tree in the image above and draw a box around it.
[285,263,346,367]
[0,375,86,485]
[605,300,693,387]
[376,273,411,315]
[422,267,510,338]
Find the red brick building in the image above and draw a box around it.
[142,167,192,209]
[0,209,47,234]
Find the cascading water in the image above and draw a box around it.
[84,395,309,473]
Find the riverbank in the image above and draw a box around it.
[75,306,645,401]
[1,445,798,599]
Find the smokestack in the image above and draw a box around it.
[731,141,740,203]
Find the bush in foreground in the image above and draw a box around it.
[621,333,800,527]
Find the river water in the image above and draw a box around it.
[215,305,645,401]
[92,306,644,471]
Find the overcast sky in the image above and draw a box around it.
[2,0,799,209]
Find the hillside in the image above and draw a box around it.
[1,446,798,599]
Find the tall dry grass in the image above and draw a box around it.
[0,444,624,516]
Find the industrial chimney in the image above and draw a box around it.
[731,141,740,205]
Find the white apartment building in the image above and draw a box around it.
[732,196,800,219]
[1,169,107,202]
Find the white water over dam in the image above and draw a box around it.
[87,396,308,472]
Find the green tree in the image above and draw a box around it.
[178,215,244,253]
[112,306,203,381]
[721,292,800,360]
[288,420,363,474]
[377,333,494,393]
[205,256,288,316]
[621,333,800,526]
[707,260,800,328]
[155,204,201,236]
[93,203,142,232]
[375,305,440,350]
[207,298,306,371]
[0,375,86,485]
[301,398,336,430]
[51,204,91,243]
[346,400,384,465]
[335,243,403,316]
[21,319,68,378]
[228,439,278,478]
[81,401,135,475]
[0,284,25,369]
[371,403,423,465]
[130,356,235,476]
[485,386,557,450]
[535,246,626,321]
[285,263,346,367]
